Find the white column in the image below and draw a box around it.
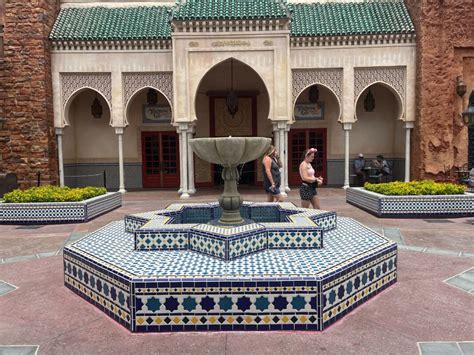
[272,122,280,149]
[283,124,291,192]
[343,123,352,189]
[55,128,64,187]
[115,127,126,193]
[187,126,196,194]
[404,122,414,182]
[177,126,183,194]
[277,122,287,197]
[178,123,190,199]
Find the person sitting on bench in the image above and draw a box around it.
[353,153,366,186]
[372,155,391,181]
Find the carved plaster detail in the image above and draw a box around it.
[61,73,112,108]
[354,67,406,102]
[122,72,173,107]
[292,69,343,103]
[211,40,251,47]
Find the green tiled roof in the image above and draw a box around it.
[49,6,172,41]
[290,1,415,37]
[49,1,415,42]
[171,0,290,20]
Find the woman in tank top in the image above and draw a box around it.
[262,145,283,202]
[299,147,323,209]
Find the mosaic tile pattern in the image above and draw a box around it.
[64,212,397,332]
[347,188,474,217]
[0,192,122,224]
[63,251,132,329]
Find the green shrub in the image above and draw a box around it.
[364,180,465,196]
[3,186,107,203]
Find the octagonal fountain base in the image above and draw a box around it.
[63,202,397,332]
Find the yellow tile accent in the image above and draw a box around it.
[191,317,199,324]
[209,317,217,324]
[136,317,145,325]
[227,316,235,324]
[245,316,253,323]
[263,315,272,324]
[155,317,163,324]
[299,315,308,323]
[173,317,181,324]
[281,316,289,323]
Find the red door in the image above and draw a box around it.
[288,129,327,186]
[141,132,179,188]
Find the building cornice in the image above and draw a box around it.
[172,18,291,34]
[51,39,172,51]
[291,33,416,48]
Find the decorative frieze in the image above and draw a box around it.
[292,69,343,104]
[61,73,112,109]
[354,67,406,104]
[122,72,173,109]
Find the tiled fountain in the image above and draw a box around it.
[63,138,397,332]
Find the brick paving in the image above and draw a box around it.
[0,187,473,354]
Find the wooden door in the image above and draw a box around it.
[288,129,327,186]
[141,131,179,188]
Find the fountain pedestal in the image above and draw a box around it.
[218,166,244,223]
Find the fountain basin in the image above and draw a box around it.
[129,202,335,260]
[189,137,271,166]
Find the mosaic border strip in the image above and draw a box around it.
[346,188,474,217]
[0,192,122,224]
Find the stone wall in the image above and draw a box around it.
[405,0,474,180]
[0,0,59,188]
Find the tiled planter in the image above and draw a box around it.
[346,187,474,217]
[0,192,122,224]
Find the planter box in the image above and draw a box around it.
[346,187,474,217]
[0,192,122,224]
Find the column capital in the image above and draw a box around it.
[115,127,124,135]
[277,121,288,130]
[343,123,353,131]
[176,122,190,132]
[403,121,415,129]
[55,128,63,135]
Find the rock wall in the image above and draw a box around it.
[0,0,59,188]
[404,0,474,180]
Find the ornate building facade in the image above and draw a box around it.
[0,0,472,197]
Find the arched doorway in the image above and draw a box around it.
[63,88,113,188]
[194,58,271,186]
[124,87,177,188]
[353,83,405,181]
[291,84,341,185]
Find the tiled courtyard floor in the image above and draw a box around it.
[0,187,473,354]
